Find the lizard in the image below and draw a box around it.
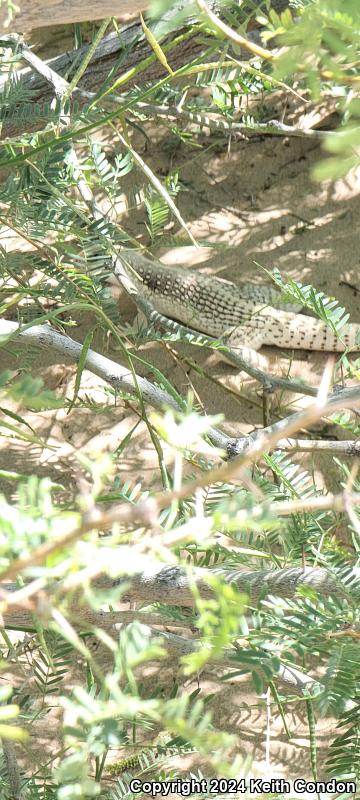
[119,251,360,367]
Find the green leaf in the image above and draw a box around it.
[68,327,95,412]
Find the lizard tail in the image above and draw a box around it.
[269,313,360,352]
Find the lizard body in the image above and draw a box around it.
[122,251,359,355]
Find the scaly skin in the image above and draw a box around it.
[121,251,359,355]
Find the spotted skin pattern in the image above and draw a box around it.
[122,251,359,355]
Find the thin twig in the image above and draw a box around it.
[133,102,329,140]
[10,37,69,99]
[274,438,360,456]
[2,315,360,492]
[166,383,360,498]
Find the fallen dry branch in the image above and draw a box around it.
[1,564,353,697]
[1,563,357,626]
[2,317,360,482]
[0,317,228,454]
[1,592,322,696]
[134,625,323,696]
[0,0,147,31]
[114,564,350,607]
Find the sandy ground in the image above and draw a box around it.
[1,52,360,786]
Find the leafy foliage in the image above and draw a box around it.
[268,268,351,338]
[272,0,360,178]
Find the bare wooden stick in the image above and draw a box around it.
[1,317,360,482]
[134,624,323,696]
[0,564,351,698]
[0,588,323,696]
[2,473,360,593]
[116,564,349,607]
[0,564,349,622]
[274,438,360,456]
[0,0,147,32]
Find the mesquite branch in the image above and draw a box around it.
[0,563,355,697]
